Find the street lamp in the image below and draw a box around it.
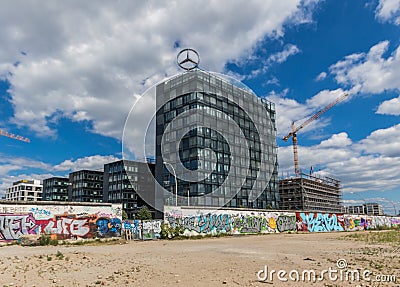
[164,161,178,207]
[382,198,397,216]
[350,192,367,214]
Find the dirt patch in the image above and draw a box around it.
[0,231,398,286]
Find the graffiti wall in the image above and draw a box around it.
[343,215,400,231]
[142,220,162,240]
[390,217,400,226]
[0,203,122,241]
[164,207,400,237]
[123,220,142,240]
[164,206,296,236]
[296,213,400,232]
[296,212,345,232]
[344,215,370,231]
[371,216,392,229]
[122,220,162,240]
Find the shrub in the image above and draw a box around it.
[39,235,58,246]
[39,235,50,246]
[160,223,184,239]
[56,251,64,260]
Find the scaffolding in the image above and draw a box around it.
[279,173,342,213]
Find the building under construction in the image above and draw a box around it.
[279,173,342,213]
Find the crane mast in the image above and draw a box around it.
[282,93,349,176]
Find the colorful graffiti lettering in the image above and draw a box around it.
[390,217,400,225]
[276,215,296,232]
[29,207,51,216]
[232,216,268,233]
[123,220,142,240]
[371,216,391,229]
[123,220,141,232]
[96,218,122,237]
[164,207,400,237]
[122,220,161,240]
[296,213,344,232]
[36,217,90,237]
[0,203,122,241]
[165,210,297,235]
[142,220,162,240]
[142,220,162,234]
[166,213,231,234]
[269,217,277,230]
[199,213,231,233]
[0,214,37,240]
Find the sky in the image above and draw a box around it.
[1,0,400,214]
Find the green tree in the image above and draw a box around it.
[122,210,128,220]
[136,206,152,220]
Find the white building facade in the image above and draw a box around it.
[5,179,43,201]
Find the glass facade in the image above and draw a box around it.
[42,177,69,201]
[103,160,156,219]
[155,70,279,209]
[68,170,103,203]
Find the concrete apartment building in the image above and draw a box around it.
[345,203,384,215]
[5,179,43,201]
[346,205,364,214]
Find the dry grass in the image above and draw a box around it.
[342,229,400,246]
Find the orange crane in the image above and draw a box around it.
[282,93,349,176]
[0,128,30,143]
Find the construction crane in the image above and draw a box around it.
[0,128,30,143]
[282,93,349,176]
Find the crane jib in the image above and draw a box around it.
[282,93,349,175]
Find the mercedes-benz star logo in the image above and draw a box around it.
[177,48,200,71]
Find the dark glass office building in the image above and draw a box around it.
[103,160,156,219]
[155,70,279,209]
[42,177,69,201]
[68,170,103,203]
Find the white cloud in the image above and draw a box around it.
[267,44,301,64]
[54,155,119,172]
[315,71,327,81]
[375,0,400,24]
[329,41,400,94]
[376,95,400,115]
[305,88,349,109]
[267,88,349,138]
[266,90,313,137]
[266,76,280,86]
[0,0,316,149]
[319,132,352,148]
[355,123,400,157]
[248,44,301,77]
[0,155,50,173]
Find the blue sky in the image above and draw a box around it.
[1,0,399,214]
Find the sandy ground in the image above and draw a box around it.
[0,232,399,287]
